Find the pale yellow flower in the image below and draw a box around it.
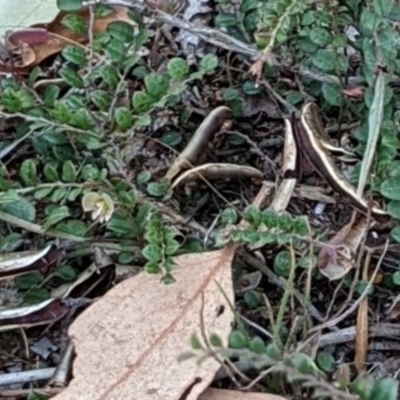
[81,192,114,223]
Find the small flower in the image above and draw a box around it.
[81,192,114,223]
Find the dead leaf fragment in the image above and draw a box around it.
[317,215,371,280]
[53,244,237,400]
[1,6,136,70]
[200,388,287,400]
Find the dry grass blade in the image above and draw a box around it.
[356,70,385,197]
[354,250,372,373]
[53,244,237,400]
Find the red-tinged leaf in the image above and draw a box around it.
[7,28,51,46]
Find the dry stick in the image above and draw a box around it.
[308,239,389,333]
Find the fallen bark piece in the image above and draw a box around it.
[199,388,287,400]
[53,244,237,400]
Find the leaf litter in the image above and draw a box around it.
[53,244,237,400]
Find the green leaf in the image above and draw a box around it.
[312,49,336,72]
[136,170,152,184]
[200,54,218,72]
[165,238,180,256]
[316,351,335,372]
[243,205,262,227]
[374,0,393,17]
[360,9,378,37]
[309,27,332,47]
[134,27,149,50]
[322,83,343,106]
[209,333,223,347]
[81,164,100,180]
[228,330,247,348]
[293,353,317,374]
[265,343,281,360]
[221,208,238,224]
[214,13,238,27]
[57,0,84,11]
[248,336,265,353]
[34,187,54,200]
[43,85,60,107]
[1,199,36,221]
[392,271,400,285]
[89,90,111,111]
[57,219,87,236]
[43,206,70,229]
[104,39,126,63]
[0,233,24,252]
[43,164,60,182]
[107,21,134,43]
[273,250,292,278]
[20,159,37,186]
[1,88,22,112]
[223,87,241,101]
[71,109,93,129]
[380,177,400,200]
[14,271,42,289]
[51,101,71,124]
[358,71,385,194]
[242,80,260,95]
[387,201,400,219]
[62,45,86,66]
[23,288,49,304]
[106,213,134,236]
[144,73,169,99]
[0,190,21,204]
[367,378,398,400]
[391,226,400,242]
[58,66,84,88]
[167,57,189,80]
[142,244,162,262]
[61,14,87,35]
[161,130,182,146]
[132,91,152,113]
[67,187,83,201]
[100,65,119,87]
[115,107,134,131]
[51,187,68,202]
[144,261,160,274]
[240,0,258,13]
[54,264,76,281]
[62,161,78,183]
[146,181,169,197]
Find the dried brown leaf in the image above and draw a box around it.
[53,244,237,400]
[1,6,135,70]
[317,215,371,280]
